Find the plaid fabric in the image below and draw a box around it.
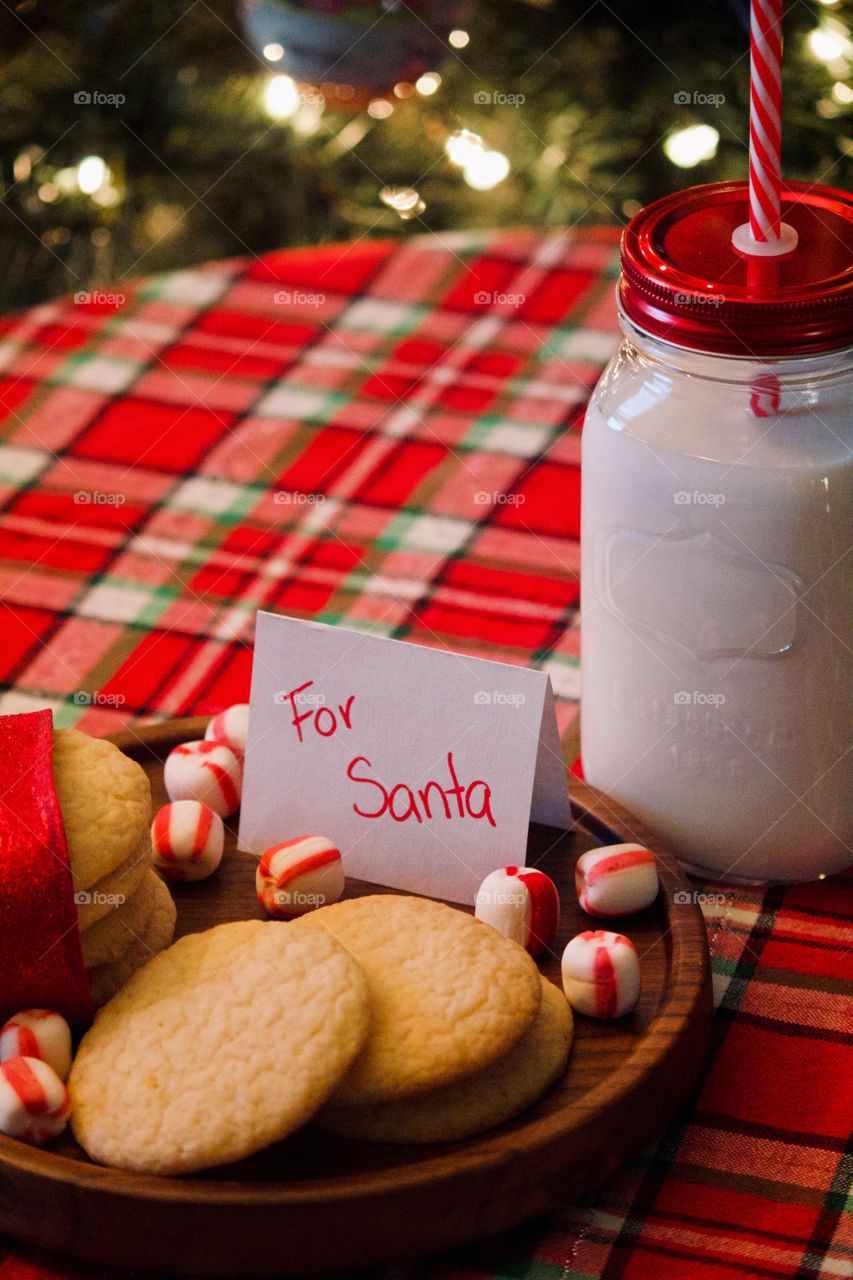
[0,231,851,1280]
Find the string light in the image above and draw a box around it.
[415,72,441,95]
[54,167,78,193]
[833,80,853,103]
[540,144,565,169]
[663,124,719,168]
[37,183,59,203]
[13,153,31,182]
[449,29,470,48]
[333,119,371,152]
[42,227,71,247]
[445,128,484,166]
[379,186,426,219]
[367,98,393,118]
[77,156,108,195]
[808,22,851,62]
[462,148,510,190]
[292,104,324,136]
[264,75,299,120]
[263,43,284,62]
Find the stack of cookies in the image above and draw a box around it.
[52,729,176,1007]
[68,895,573,1174]
[302,896,573,1144]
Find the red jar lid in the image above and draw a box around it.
[620,181,853,356]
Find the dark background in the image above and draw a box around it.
[0,0,849,311]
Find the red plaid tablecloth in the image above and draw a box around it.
[0,230,851,1280]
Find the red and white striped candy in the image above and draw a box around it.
[475,866,560,956]
[204,703,250,757]
[575,844,658,918]
[561,930,640,1019]
[0,1056,71,1144]
[256,837,344,920]
[164,740,242,818]
[0,1010,72,1082]
[151,800,225,882]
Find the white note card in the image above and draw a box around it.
[239,612,572,904]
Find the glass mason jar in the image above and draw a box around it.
[581,181,853,883]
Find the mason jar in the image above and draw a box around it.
[581,181,853,882]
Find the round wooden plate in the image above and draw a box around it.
[0,718,712,1276]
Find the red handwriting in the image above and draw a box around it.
[280,682,496,826]
[347,753,496,827]
[281,681,356,743]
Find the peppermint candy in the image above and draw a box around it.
[151,801,225,882]
[575,843,658,918]
[204,703,250,757]
[475,866,560,956]
[164,740,242,818]
[0,1009,72,1082]
[561,929,640,1019]
[256,836,344,919]
[0,1056,71,1144]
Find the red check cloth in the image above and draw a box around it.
[0,231,851,1280]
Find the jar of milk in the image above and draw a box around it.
[581,181,852,883]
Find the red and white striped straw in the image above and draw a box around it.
[748,0,783,243]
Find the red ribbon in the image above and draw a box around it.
[0,711,93,1026]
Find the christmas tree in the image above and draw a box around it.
[0,0,849,312]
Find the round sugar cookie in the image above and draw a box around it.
[70,920,371,1175]
[81,869,163,969]
[87,877,177,1008]
[75,835,150,931]
[53,729,151,890]
[293,895,542,1107]
[317,978,572,1144]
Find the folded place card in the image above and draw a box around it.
[239,612,572,904]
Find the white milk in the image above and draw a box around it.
[581,323,852,881]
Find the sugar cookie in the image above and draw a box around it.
[294,895,541,1107]
[317,978,572,1144]
[80,869,162,970]
[87,875,176,1008]
[53,729,151,890]
[70,920,371,1174]
[74,834,150,931]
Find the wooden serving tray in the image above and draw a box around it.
[0,718,713,1275]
